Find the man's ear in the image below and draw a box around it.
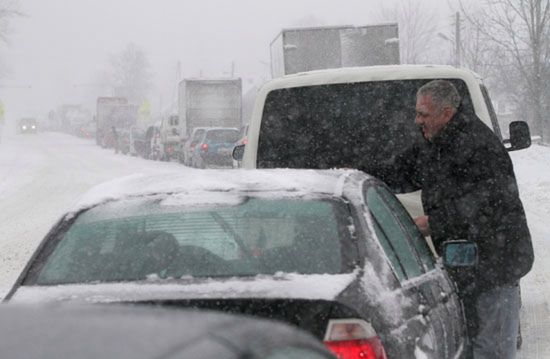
[443,106,455,120]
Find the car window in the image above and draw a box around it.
[191,129,205,144]
[371,219,407,281]
[480,84,503,141]
[257,79,472,170]
[30,196,355,285]
[205,129,239,143]
[365,186,423,280]
[375,186,435,271]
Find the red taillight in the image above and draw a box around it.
[325,338,386,359]
[323,319,387,359]
[201,143,208,152]
[242,137,248,145]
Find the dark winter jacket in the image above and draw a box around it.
[361,109,534,291]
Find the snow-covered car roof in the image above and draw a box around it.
[72,168,370,215]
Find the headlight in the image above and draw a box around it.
[22,125,27,130]
[31,125,36,129]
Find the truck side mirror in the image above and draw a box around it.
[232,144,245,161]
[507,121,531,151]
[442,240,478,268]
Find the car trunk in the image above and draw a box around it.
[133,298,360,339]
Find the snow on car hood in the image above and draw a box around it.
[10,271,359,304]
[69,168,365,216]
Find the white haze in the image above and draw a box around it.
[0,0,451,121]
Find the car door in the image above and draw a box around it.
[364,182,464,358]
[374,184,466,355]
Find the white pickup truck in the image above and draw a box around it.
[234,64,531,219]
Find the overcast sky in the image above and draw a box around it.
[0,0,452,120]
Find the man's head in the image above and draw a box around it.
[415,80,461,140]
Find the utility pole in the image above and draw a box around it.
[455,12,461,67]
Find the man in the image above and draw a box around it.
[111,126,119,154]
[361,80,534,358]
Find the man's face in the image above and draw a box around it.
[415,95,454,140]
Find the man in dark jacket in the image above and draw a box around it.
[362,80,534,358]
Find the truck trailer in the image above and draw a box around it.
[95,97,138,149]
[177,78,242,138]
[270,24,400,78]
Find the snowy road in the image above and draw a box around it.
[0,131,549,357]
[0,131,183,295]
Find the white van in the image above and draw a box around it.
[234,64,531,218]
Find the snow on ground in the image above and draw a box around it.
[510,145,550,359]
[0,131,184,295]
[0,130,549,357]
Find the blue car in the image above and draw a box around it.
[190,127,240,168]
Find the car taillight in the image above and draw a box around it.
[243,137,248,145]
[201,143,208,152]
[323,319,387,359]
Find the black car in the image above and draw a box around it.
[18,117,38,134]
[6,169,469,358]
[0,305,336,359]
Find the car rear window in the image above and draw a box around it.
[30,196,354,285]
[205,129,239,143]
[257,79,473,169]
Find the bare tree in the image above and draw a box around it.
[460,0,550,142]
[0,0,22,43]
[107,43,153,104]
[378,0,440,64]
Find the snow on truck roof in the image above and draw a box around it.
[262,64,483,92]
[71,169,370,214]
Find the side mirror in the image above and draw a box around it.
[442,240,478,268]
[232,144,245,161]
[507,121,531,151]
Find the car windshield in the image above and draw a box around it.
[257,79,473,169]
[205,129,239,143]
[30,195,354,285]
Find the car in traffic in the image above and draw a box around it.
[188,127,239,168]
[235,65,531,172]
[17,117,38,134]
[182,126,209,166]
[75,120,97,140]
[0,304,336,359]
[5,169,469,358]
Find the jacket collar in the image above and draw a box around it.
[430,108,466,146]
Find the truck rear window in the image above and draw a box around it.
[258,79,472,169]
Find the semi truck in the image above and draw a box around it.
[270,24,400,78]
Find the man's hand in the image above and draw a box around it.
[414,215,430,237]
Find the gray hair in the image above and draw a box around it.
[417,80,461,111]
